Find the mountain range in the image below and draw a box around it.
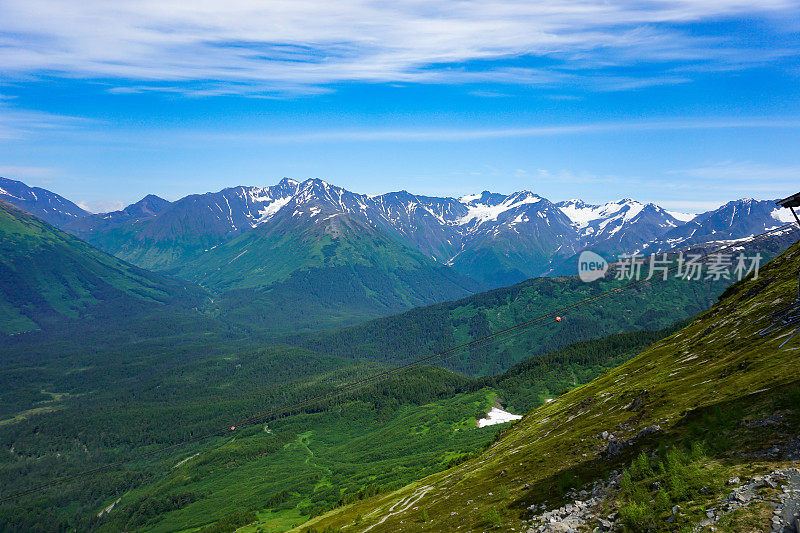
[2,176,791,286]
[0,175,793,332]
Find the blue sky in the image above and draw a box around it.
[0,1,798,213]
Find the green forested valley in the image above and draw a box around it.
[0,288,686,531]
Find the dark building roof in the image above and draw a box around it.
[777,192,800,209]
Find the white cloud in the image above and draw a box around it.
[77,199,125,214]
[468,90,511,98]
[0,0,795,94]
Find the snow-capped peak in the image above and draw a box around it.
[557,199,624,229]
[298,177,332,190]
[558,199,587,208]
[458,191,543,226]
[459,193,482,203]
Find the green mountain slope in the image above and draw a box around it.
[181,212,482,332]
[300,239,800,532]
[177,210,472,291]
[481,322,688,414]
[82,216,230,273]
[0,200,203,335]
[299,265,730,376]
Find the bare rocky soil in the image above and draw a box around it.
[525,449,800,532]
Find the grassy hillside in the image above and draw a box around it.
[0,200,203,335]
[300,239,800,532]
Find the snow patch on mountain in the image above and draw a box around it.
[556,200,605,228]
[617,200,644,222]
[459,193,482,203]
[256,196,292,224]
[557,199,648,230]
[459,193,542,225]
[478,407,522,428]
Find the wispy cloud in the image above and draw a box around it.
[0,0,796,95]
[185,118,800,144]
[0,101,95,140]
[0,165,59,180]
[666,161,800,195]
[660,161,800,204]
[468,90,512,98]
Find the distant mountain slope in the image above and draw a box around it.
[179,180,473,290]
[446,192,581,286]
[62,194,171,237]
[79,179,302,271]
[0,176,88,227]
[556,198,687,256]
[301,228,800,533]
[521,199,794,277]
[76,177,788,287]
[0,200,202,334]
[179,181,483,331]
[642,198,793,253]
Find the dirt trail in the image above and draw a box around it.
[362,486,433,532]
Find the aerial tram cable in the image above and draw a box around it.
[0,222,794,504]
